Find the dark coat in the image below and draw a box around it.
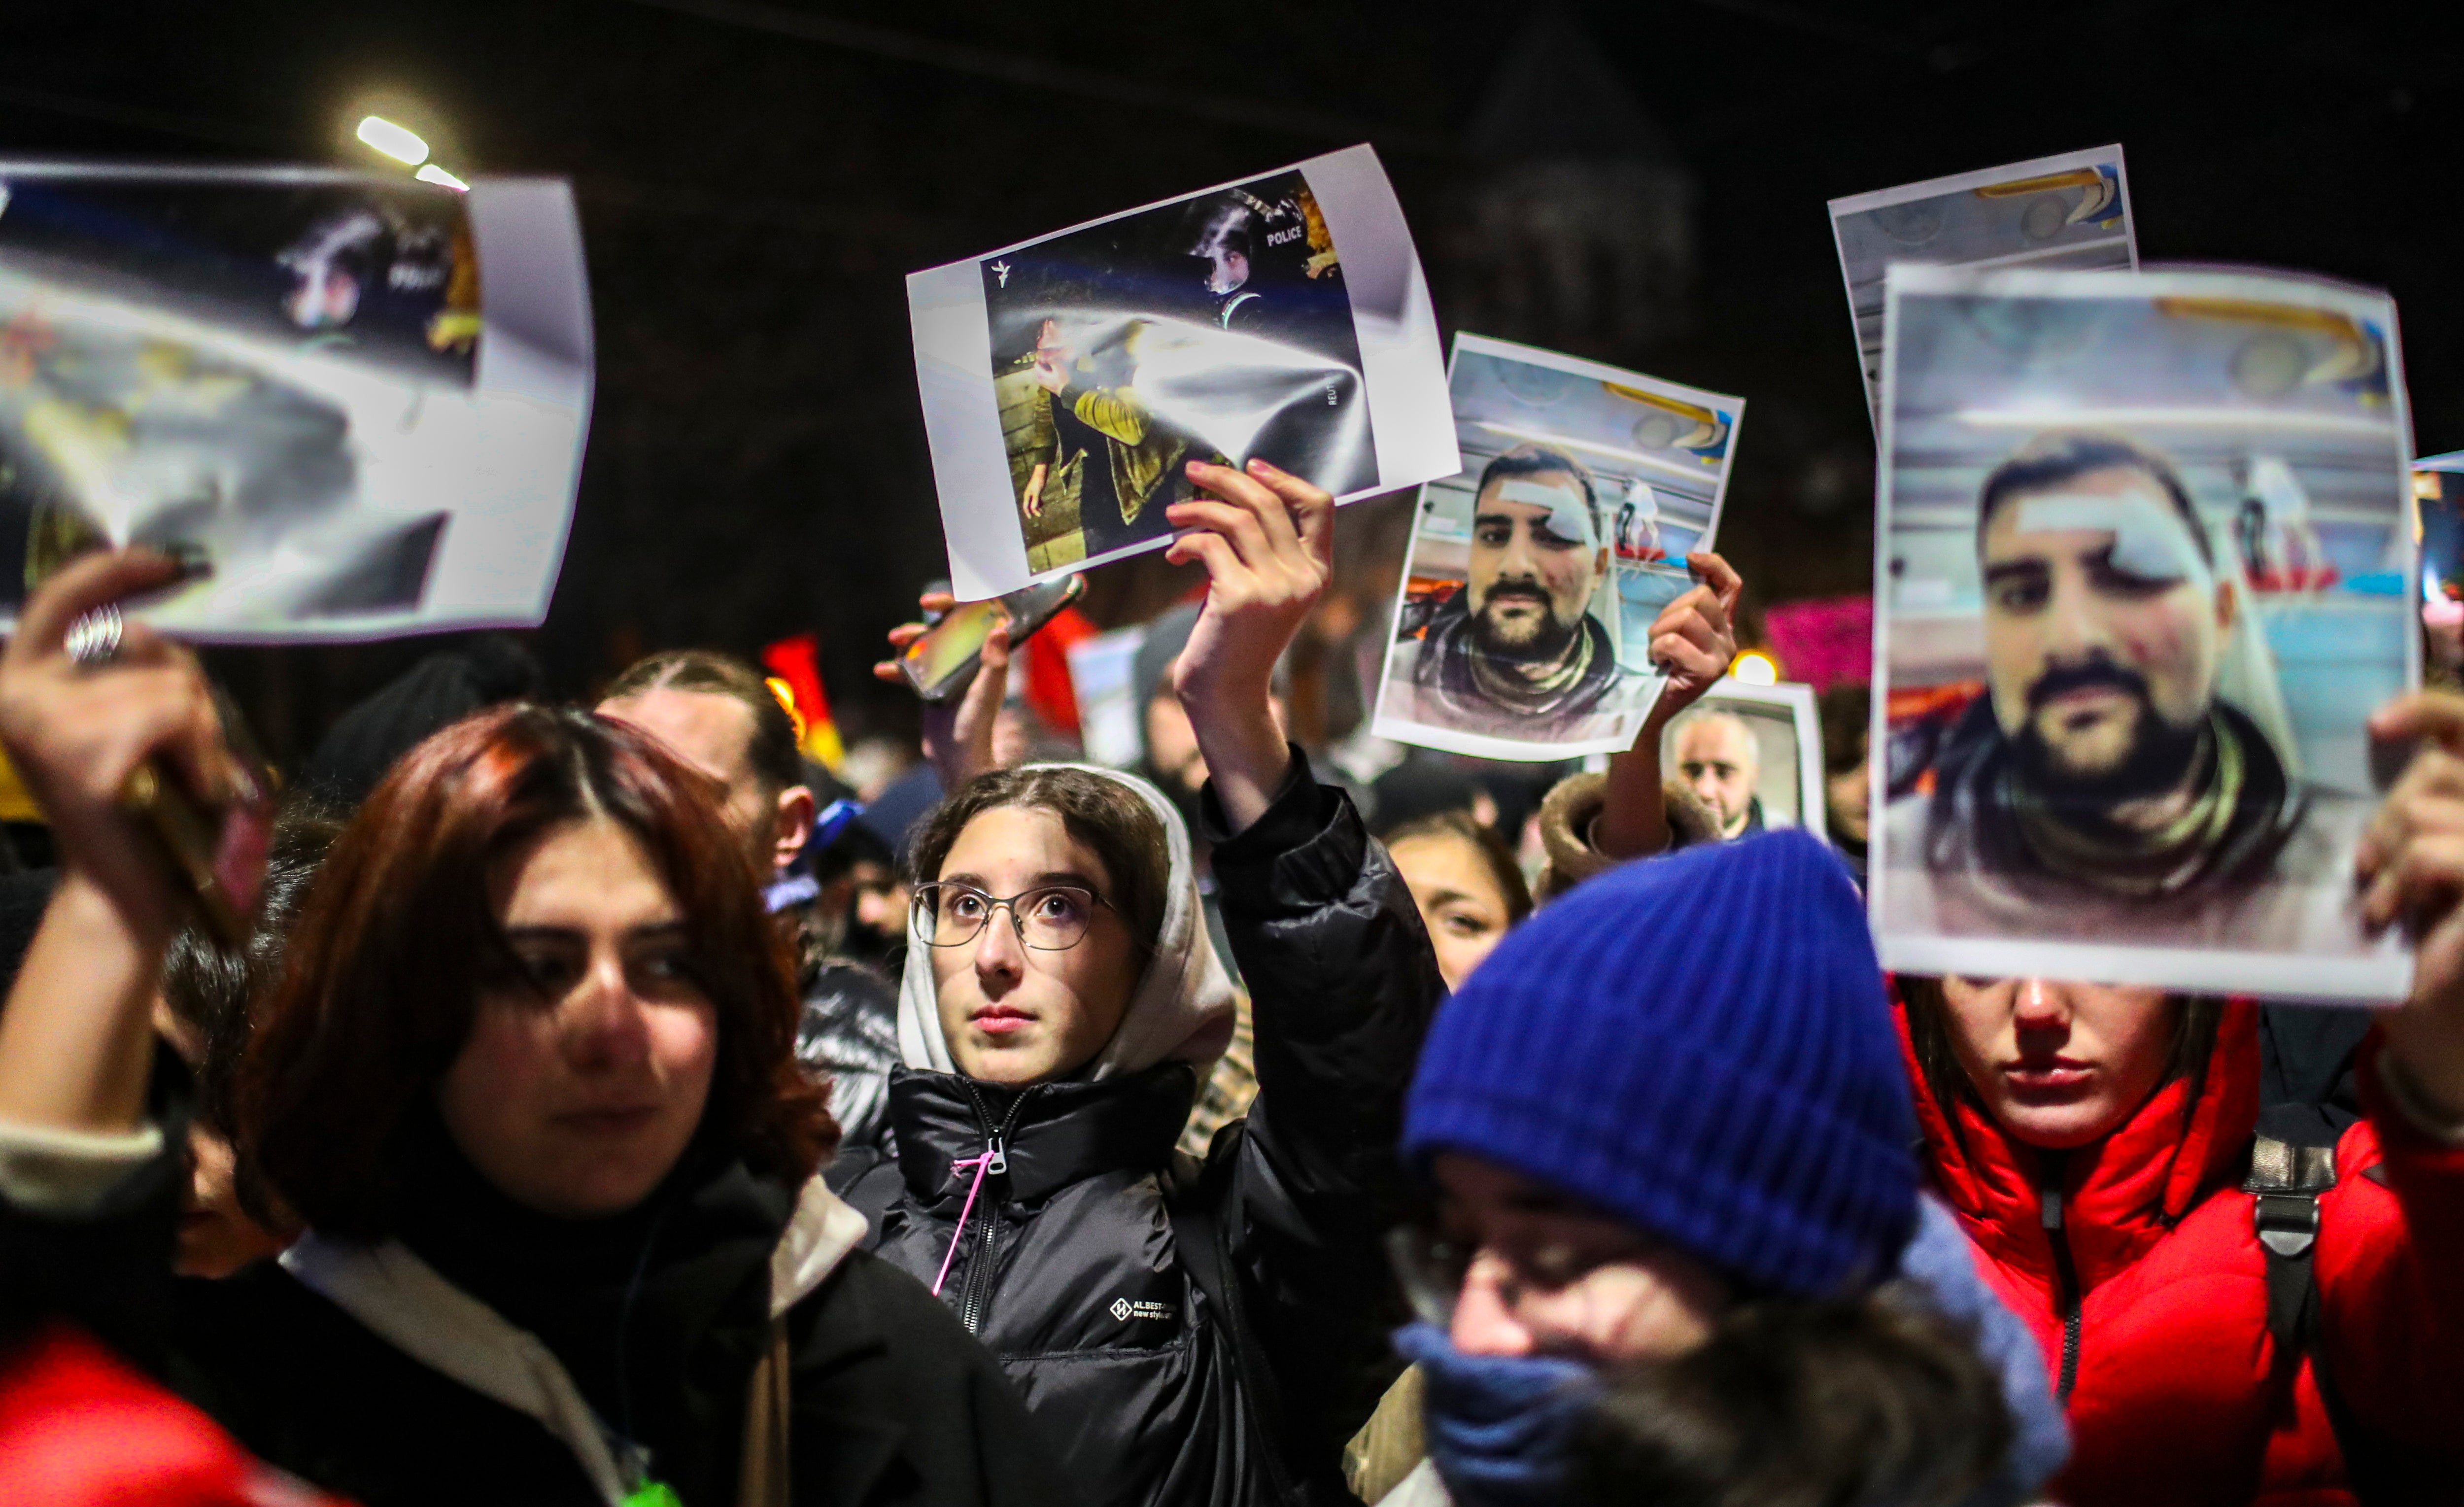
[0,1122,1065,1507]
[829,756,1443,1507]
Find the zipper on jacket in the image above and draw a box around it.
[2040,1169,2083,1406]
[953,1081,1038,1336]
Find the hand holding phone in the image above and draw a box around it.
[875,575,1085,789]
[0,549,267,945]
[896,576,1085,704]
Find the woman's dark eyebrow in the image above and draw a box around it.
[1031,871,1100,890]
[500,924,582,944]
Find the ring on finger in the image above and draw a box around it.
[64,604,124,668]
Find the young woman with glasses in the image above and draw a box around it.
[840,458,1447,1507]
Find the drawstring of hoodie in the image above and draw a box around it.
[931,1142,1005,1297]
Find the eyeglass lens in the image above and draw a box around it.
[916,884,1097,950]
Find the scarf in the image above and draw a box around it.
[1394,1323,1597,1507]
[1418,596,1619,724]
[2004,708,2246,900]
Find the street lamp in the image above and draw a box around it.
[353,113,467,193]
[1727,650,1779,685]
[354,115,428,167]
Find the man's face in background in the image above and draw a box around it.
[1467,471,1607,664]
[1675,713,1761,838]
[1979,464,2232,803]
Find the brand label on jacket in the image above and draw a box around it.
[1109,1297,1175,1323]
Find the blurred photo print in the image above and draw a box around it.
[1374,333,1741,760]
[1873,264,2417,1000]
[1663,681,1825,843]
[909,144,1455,599]
[1831,145,2135,426]
[0,164,592,640]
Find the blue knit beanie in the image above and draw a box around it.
[1403,827,1917,1298]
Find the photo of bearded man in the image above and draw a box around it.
[1380,444,1656,746]
[1881,430,2372,950]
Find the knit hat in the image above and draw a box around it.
[1403,827,1916,1298]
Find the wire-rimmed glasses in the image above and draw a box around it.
[912,881,1116,951]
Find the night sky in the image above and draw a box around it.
[2,0,2448,763]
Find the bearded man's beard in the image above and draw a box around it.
[1471,583,1580,665]
[2010,660,2207,809]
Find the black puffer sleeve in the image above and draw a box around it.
[1198,747,1443,1470]
[0,1131,186,1367]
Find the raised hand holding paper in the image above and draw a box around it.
[907,144,1454,599]
[1372,333,1742,760]
[1830,145,2135,426]
[1871,264,2417,1002]
[0,164,592,640]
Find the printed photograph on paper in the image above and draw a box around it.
[0,164,591,641]
[1663,681,1826,844]
[1872,264,2417,1000]
[908,143,1457,601]
[1374,334,1741,761]
[1830,145,2135,424]
[984,166,1374,576]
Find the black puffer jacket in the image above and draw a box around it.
[829,755,1442,1507]
[0,1111,1064,1507]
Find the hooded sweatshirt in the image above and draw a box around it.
[831,752,1444,1507]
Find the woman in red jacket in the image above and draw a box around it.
[1895,976,2464,1505]
[1893,683,2464,1507]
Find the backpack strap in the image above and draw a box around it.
[2244,1126,2337,1357]
[2241,1109,2457,1507]
[1163,1123,1343,1507]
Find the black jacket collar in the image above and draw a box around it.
[887,1062,1197,1203]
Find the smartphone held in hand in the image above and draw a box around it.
[900,575,1086,703]
[118,686,276,947]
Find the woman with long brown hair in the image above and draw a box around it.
[0,551,1061,1507]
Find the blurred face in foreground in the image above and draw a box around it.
[437,817,719,1218]
[928,805,1140,1085]
[1390,829,1516,990]
[1939,976,2177,1149]
[1435,1154,1730,1366]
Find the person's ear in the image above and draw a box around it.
[2214,575,2239,633]
[773,785,817,873]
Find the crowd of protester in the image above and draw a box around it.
[0,451,2459,1507]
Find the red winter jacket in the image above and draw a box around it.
[1898,1002,2464,1507]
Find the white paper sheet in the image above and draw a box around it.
[1661,681,1827,843]
[907,144,1455,601]
[1371,333,1743,762]
[1870,262,2416,1002]
[1830,145,2135,428]
[0,163,592,641]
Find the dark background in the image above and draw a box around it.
[2,0,2448,767]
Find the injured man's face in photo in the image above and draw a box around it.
[1980,457,2231,812]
